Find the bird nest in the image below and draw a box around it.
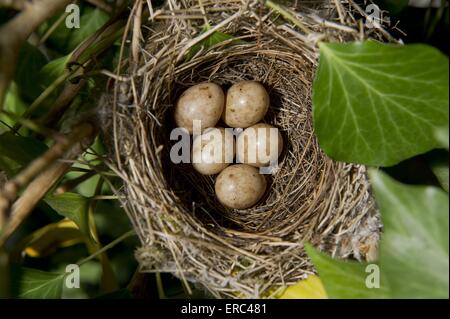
[101,0,391,298]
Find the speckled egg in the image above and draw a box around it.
[215,164,266,209]
[174,82,224,134]
[192,127,235,175]
[223,81,269,128]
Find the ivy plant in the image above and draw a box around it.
[312,41,449,166]
[308,41,449,299]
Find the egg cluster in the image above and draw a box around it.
[174,81,283,209]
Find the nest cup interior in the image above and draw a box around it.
[159,48,329,236]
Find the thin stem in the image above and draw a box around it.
[85,177,120,292]
[90,195,124,200]
[0,109,58,137]
[77,230,135,266]
[156,273,166,299]
[198,0,211,29]
[425,2,446,40]
[38,10,69,46]
[86,0,112,13]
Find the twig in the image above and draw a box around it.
[348,0,399,43]
[0,122,96,245]
[308,14,357,34]
[332,0,345,24]
[198,0,210,28]
[132,0,143,65]
[1,123,93,205]
[0,0,26,10]
[0,0,72,110]
[86,0,113,14]
[113,4,135,173]
[40,80,87,129]
[15,8,127,131]
[93,70,131,82]
[176,10,242,62]
[91,195,124,200]
[265,0,311,34]
[153,14,206,20]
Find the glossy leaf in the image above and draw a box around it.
[11,268,65,299]
[305,244,389,298]
[0,82,28,132]
[19,219,84,258]
[45,193,93,241]
[434,125,449,150]
[0,132,48,176]
[39,55,70,87]
[432,165,449,192]
[14,42,48,101]
[278,275,327,299]
[369,169,449,298]
[41,7,110,53]
[313,41,449,166]
[429,153,449,192]
[68,7,109,51]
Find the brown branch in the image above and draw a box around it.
[0,0,72,110]
[86,0,113,14]
[0,122,97,246]
[40,79,87,129]
[0,0,27,10]
[131,0,143,66]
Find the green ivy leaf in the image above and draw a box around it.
[45,193,93,242]
[369,169,449,298]
[429,152,449,192]
[434,125,449,150]
[432,164,449,193]
[0,132,48,176]
[11,267,65,299]
[305,244,389,298]
[39,55,70,87]
[68,7,109,51]
[0,82,28,131]
[277,275,327,299]
[37,13,71,54]
[186,31,242,60]
[14,42,48,101]
[312,41,449,166]
[41,7,110,53]
[19,219,84,258]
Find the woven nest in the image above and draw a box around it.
[102,0,393,298]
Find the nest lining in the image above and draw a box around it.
[102,0,391,298]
